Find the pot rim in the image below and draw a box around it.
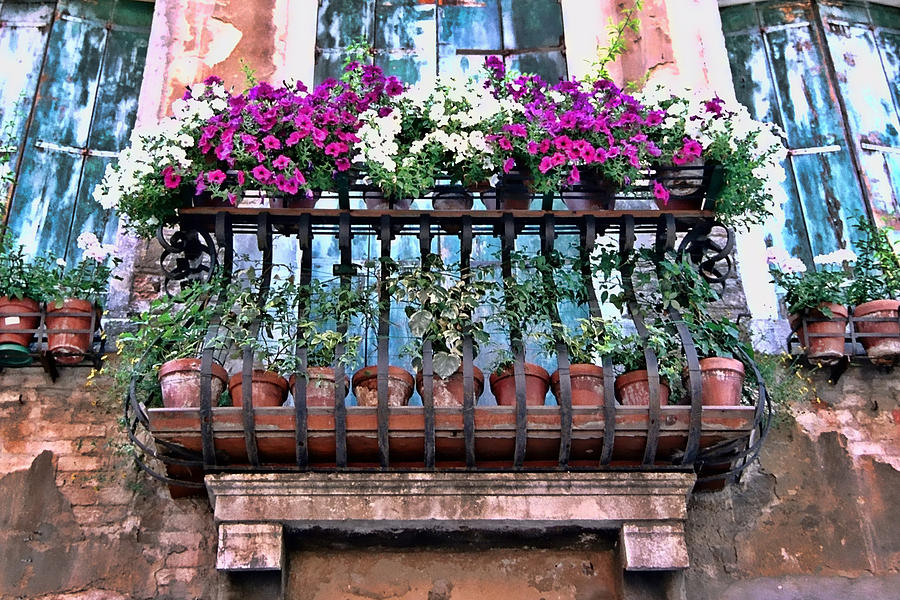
[853,299,900,315]
[697,356,746,374]
[158,357,228,382]
[227,370,289,393]
[489,362,551,386]
[549,363,604,385]
[351,365,415,389]
[614,369,671,390]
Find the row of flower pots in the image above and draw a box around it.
[157,356,746,409]
[791,299,900,365]
[0,296,99,366]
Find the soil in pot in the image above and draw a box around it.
[289,367,351,407]
[789,303,848,363]
[228,370,289,407]
[0,296,41,350]
[489,362,550,406]
[614,369,670,406]
[46,298,96,365]
[352,365,415,407]
[415,366,485,407]
[853,299,900,364]
[550,364,605,406]
[158,358,229,408]
[692,357,745,406]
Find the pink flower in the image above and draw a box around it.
[325,142,348,157]
[538,155,554,174]
[251,165,273,183]
[673,137,703,165]
[236,170,246,185]
[704,96,725,116]
[502,124,527,138]
[550,152,566,167]
[262,135,281,151]
[526,141,540,155]
[335,158,351,171]
[285,131,304,146]
[652,181,670,205]
[206,170,227,185]
[293,169,307,185]
[567,166,580,185]
[273,155,292,170]
[502,157,515,174]
[162,166,181,189]
[497,137,512,151]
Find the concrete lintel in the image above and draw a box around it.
[620,522,690,571]
[216,522,284,572]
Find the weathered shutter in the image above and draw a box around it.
[2,0,152,260]
[721,1,898,259]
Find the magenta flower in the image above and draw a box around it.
[285,131,303,146]
[162,166,181,189]
[704,96,725,116]
[527,141,540,155]
[538,155,554,174]
[236,170,246,186]
[673,137,703,165]
[324,142,348,157]
[502,124,527,138]
[567,166,580,185]
[206,169,227,185]
[502,157,515,174]
[652,181,670,205]
[335,158,351,171]
[273,155,292,170]
[262,135,281,151]
[497,137,512,151]
[251,165,273,183]
[293,169,307,185]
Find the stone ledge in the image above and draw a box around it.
[206,471,695,572]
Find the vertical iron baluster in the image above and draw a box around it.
[460,216,476,469]
[333,212,351,467]
[199,346,216,468]
[541,215,572,467]
[420,214,435,469]
[502,214,528,468]
[294,213,312,468]
[580,216,616,465]
[618,215,661,467]
[215,212,233,277]
[240,344,259,467]
[377,216,392,469]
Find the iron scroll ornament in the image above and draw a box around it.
[156,226,219,296]
[677,221,736,288]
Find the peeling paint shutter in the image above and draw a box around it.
[315,0,567,85]
[0,0,152,260]
[721,1,900,259]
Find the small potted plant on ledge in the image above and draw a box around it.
[387,255,493,407]
[114,278,232,408]
[847,217,900,364]
[541,317,619,406]
[45,233,120,364]
[681,314,749,406]
[768,246,852,363]
[610,320,684,406]
[0,238,52,366]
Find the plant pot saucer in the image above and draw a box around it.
[0,343,33,367]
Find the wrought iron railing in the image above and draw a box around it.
[125,182,770,493]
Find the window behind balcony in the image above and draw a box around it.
[0,0,153,260]
[314,0,568,85]
[720,0,900,263]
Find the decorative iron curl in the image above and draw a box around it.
[156,226,218,296]
[676,221,735,288]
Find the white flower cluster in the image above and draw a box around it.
[813,248,857,265]
[766,246,807,274]
[92,82,229,212]
[356,108,402,173]
[76,231,117,263]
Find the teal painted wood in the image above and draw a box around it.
[5,0,151,260]
[0,1,54,198]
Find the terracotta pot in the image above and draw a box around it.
[853,299,900,364]
[364,192,412,210]
[228,370,289,407]
[550,364,605,406]
[415,366,485,407]
[614,369,671,406]
[352,365,415,407]
[289,367,350,407]
[0,296,40,349]
[789,303,848,363]
[484,170,532,210]
[283,194,317,209]
[46,298,96,365]
[489,362,550,406]
[158,358,229,408]
[562,172,617,211]
[653,160,723,210]
[431,186,474,211]
[694,357,745,406]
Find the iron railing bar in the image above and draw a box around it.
[419,214,436,469]
[502,214,528,468]
[376,215,392,469]
[461,216,476,469]
[333,212,351,467]
[294,213,312,468]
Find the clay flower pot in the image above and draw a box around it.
[789,303,848,363]
[228,370,289,407]
[489,362,550,406]
[158,358,229,408]
[289,367,350,407]
[431,186,474,211]
[550,364,605,406]
[0,296,41,349]
[614,369,671,406]
[695,357,745,406]
[415,366,485,407]
[364,191,412,210]
[562,172,617,211]
[46,298,96,365]
[853,299,900,364]
[352,365,415,407]
[484,170,532,210]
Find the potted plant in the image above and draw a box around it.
[610,322,683,406]
[637,85,787,229]
[768,246,853,363]
[487,251,559,406]
[387,255,493,407]
[681,315,749,406]
[541,316,621,406]
[847,217,900,364]
[113,278,233,408]
[43,233,121,364]
[0,238,52,366]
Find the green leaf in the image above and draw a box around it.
[408,309,433,337]
[433,352,461,379]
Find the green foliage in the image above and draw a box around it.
[847,216,900,304]
[541,316,620,366]
[607,320,684,394]
[0,236,54,302]
[754,353,819,428]
[587,0,644,82]
[771,267,849,315]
